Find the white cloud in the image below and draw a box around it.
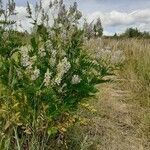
[87,9,150,35]
[3,1,149,35]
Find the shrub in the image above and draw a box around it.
[120,27,150,39]
[0,0,111,149]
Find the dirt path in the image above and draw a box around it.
[77,77,149,150]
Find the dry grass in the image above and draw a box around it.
[66,38,150,150]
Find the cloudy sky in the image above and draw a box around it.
[14,0,150,35]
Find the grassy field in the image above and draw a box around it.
[66,38,150,150]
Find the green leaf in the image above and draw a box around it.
[48,127,58,136]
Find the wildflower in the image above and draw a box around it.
[38,48,46,57]
[21,56,31,67]
[55,75,62,85]
[20,46,32,67]
[26,61,33,72]
[51,49,57,57]
[31,67,40,81]
[71,75,81,84]
[58,23,63,28]
[44,69,51,86]
[61,57,71,73]
[57,57,71,74]
[49,49,57,67]
[20,46,29,56]
[55,57,71,85]
[45,40,53,51]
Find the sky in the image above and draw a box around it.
[13,0,150,35]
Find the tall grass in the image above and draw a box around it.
[66,38,150,149]
[105,38,150,107]
[89,38,150,107]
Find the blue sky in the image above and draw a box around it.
[15,0,150,35]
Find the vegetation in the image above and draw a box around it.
[0,0,110,149]
[66,38,150,150]
[0,0,149,150]
[112,27,150,39]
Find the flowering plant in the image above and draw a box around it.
[0,0,112,149]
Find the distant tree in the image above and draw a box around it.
[93,18,103,37]
[113,33,118,37]
[120,27,150,38]
[122,28,144,38]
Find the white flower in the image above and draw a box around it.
[31,67,40,81]
[21,56,30,67]
[38,48,46,57]
[57,57,71,74]
[49,57,56,67]
[20,46,28,56]
[55,57,71,85]
[44,69,52,86]
[20,46,32,67]
[26,61,33,72]
[49,49,57,67]
[58,23,63,28]
[71,75,81,85]
[51,49,57,57]
[61,57,71,73]
[55,75,62,85]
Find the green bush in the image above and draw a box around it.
[0,0,111,149]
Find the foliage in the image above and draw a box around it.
[0,0,111,149]
[121,27,150,38]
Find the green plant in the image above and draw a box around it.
[0,0,111,149]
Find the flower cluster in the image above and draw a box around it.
[71,75,81,85]
[44,69,51,86]
[20,46,31,67]
[38,47,46,57]
[50,49,57,67]
[31,67,40,81]
[45,40,57,67]
[45,40,53,51]
[55,57,71,85]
